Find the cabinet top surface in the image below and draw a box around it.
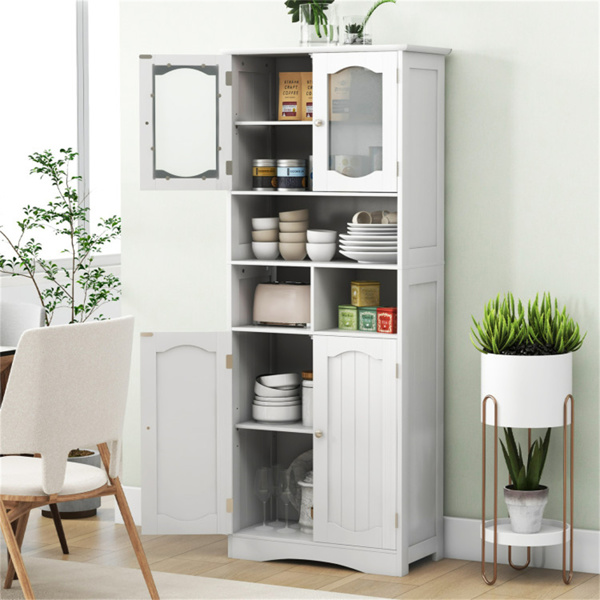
[225,44,451,57]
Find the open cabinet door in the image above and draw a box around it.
[141,332,232,535]
[139,54,232,190]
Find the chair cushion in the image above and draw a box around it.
[0,456,108,497]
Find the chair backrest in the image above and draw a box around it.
[0,302,45,346]
[0,316,134,494]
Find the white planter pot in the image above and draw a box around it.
[504,485,549,533]
[481,353,573,428]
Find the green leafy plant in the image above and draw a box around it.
[470,293,528,354]
[500,427,551,490]
[527,292,586,354]
[0,148,121,325]
[470,292,586,355]
[285,0,335,38]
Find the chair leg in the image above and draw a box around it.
[4,508,31,587]
[0,500,35,599]
[113,479,159,599]
[48,503,69,554]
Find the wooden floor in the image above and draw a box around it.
[4,499,598,599]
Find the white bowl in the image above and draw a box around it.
[307,229,337,243]
[252,403,302,423]
[279,208,309,222]
[252,229,278,242]
[306,242,336,262]
[279,220,309,233]
[252,242,279,260]
[279,231,307,243]
[254,399,301,407]
[257,373,301,388]
[254,381,300,397]
[252,217,279,231]
[255,395,301,403]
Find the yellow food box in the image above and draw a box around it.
[301,72,313,121]
[350,281,381,307]
[278,72,301,121]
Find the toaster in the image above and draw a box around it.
[253,282,311,327]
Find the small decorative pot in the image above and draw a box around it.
[504,485,549,533]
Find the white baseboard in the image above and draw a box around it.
[114,496,598,574]
[114,486,142,526]
[444,516,600,574]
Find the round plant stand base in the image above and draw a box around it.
[482,518,571,547]
[42,508,97,519]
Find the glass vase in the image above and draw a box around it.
[342,15,372,45]
[300,4,337,46]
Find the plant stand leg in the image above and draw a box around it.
[481,394,498,585]
[508,428,530,571]
[563,395,574,584]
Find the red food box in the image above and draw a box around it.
[377,307,397,334]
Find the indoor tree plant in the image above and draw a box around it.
[0,147,121,517]
[471,292,585,532]
[285,0,336,43]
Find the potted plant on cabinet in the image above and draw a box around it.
[471,292,585,532]
[0,148,121,517]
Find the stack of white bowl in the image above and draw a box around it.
[252,217,280,260]
[306,229,337,261]
[253,373,302,423]
[279,209,309,261]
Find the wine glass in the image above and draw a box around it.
[253,467,274,530]
[277,469,297,534]
[269,464,285,527]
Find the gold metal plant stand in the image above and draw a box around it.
[481,394,574,585]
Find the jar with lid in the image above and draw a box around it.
[252,159,277,191]
[277,159,306,191]
[301,371,313,427]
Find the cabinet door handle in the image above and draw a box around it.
[314,119,324,127]
[314,430,323,438]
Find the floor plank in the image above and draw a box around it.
[555,576,600,599]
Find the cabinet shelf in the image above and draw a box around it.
[232,325,312,335]
[236,421,312,434]
[232,191,398,197]
[482,519,570,548]
[235,120,312,127]
[314,329,397,339]
[231,259,397,270]
[234,523,313,543]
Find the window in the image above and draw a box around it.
[0,0,120,260]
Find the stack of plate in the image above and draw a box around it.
[253,373,302,423]
[339,223,398,264]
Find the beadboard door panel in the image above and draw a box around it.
[313,336,397,550]
[141,332,232,535]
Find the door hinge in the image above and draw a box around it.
[396,363,401,379]
[226,160,233,175]
[225,71,232,86]
[395,513,399,528]
[226,354,233,369]
[226,498,233,513]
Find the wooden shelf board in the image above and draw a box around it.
[231,259,397,270]
[482,518,570,547]
[234,523,314,543]
[232,190,398,197]
[232,325,312,336]
[236,421,312,434]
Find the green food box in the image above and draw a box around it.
[358,306,378,331]
[338,305,358,330]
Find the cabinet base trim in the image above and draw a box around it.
[444,516,599,574]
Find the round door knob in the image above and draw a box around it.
[314,119,324,127]
[314,430,323,438]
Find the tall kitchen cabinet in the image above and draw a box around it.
[139,44,450,577]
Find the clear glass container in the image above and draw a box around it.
[300,4,338,46]
[342,15,372,45]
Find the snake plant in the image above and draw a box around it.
[500,427,551,490]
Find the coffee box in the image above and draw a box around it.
[278,72,301,121]
[301,72,313,121]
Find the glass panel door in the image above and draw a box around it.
[313,52,397,192]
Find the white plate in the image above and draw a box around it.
[341,245,398,252]
[340,250,397,264]
[340,234,397,242]
[340,241,398,247]
[346,228,398,234]
[346,223,397,229]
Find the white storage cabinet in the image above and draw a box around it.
[140,44,450,577]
